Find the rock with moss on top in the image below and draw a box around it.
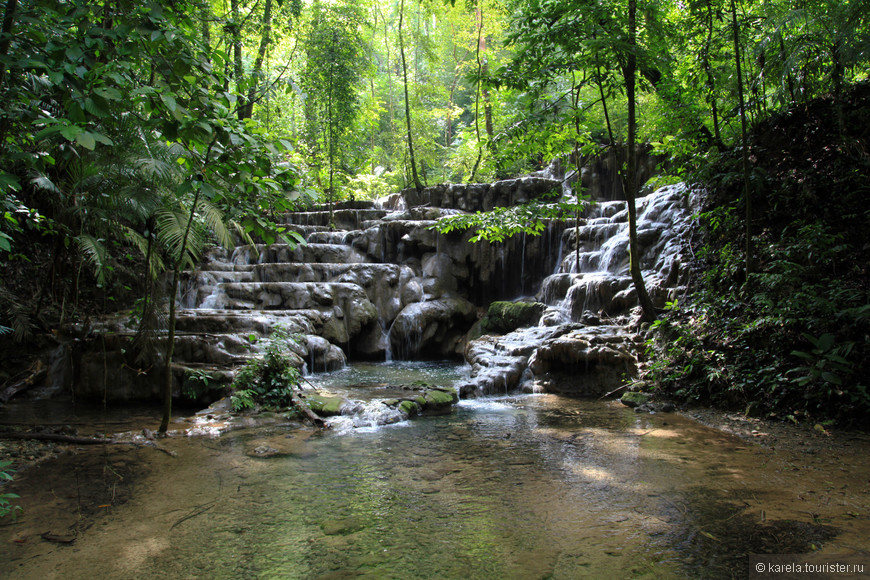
[481,301,547,334]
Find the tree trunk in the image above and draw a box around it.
[0,0,17,91]
[231,0,245,120]
[730,0,752,279]
[470,3,486,182]
[626,0,657,324]
[398,0,423,193]
[241,0,273,120]
[159,187,202,435]
[703,0,721,144]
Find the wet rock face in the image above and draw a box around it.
[402,176,560,212]
[481,301,548,335]
[389,298,477,359]
[459,184,696,399]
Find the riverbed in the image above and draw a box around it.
[2,363,869,579]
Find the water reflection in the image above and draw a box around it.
[2,363,845,579]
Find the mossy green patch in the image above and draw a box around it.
[305,394,346,416]
[423,388,459,406]
[481,301,547,334]
[398,399,420,416]
[620,391,651,408]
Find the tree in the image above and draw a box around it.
[397,0,424,193]
[300,0,369,217]
[624,0,656,323]
[496,0,658,321]
[0,0,302,429]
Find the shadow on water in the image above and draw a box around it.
[1,363,866,579]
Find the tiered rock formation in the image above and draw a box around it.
[64,166,694,404]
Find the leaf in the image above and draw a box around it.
[160,93,178,112]
[75,131,96,150]
[59,124,82,142]
[94,87,123,101]
[820,372,842,385]
[816,334,835,353]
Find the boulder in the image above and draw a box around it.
[480,301,547,334]
[389,297,477,359]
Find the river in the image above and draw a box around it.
[2,362,869,579]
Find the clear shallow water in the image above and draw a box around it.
[4,362,860,579]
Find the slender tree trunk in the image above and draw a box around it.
[241,0,273,120]
[703,0,721,144]
[0,0,18,147]
[398,0,423,193]
[730,0,752,279]
[595,59,614,145]
[572,80,583,272]
[831,40,845,137]
[231,0,245,120]
[626,0,657,324]
[0,0,17,91]
[780,37,796,106]
[159,187,202,435]
[470,3,485,181]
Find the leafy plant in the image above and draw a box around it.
[182,368,221,401]
[0,461,21,521]
[230,326,303,412]
[790,334,855,390]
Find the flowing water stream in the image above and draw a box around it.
[4,362,869,579]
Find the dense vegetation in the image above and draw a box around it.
[645,85,870,427]
[0,0,868,424]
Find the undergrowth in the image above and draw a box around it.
[645,84,870,428]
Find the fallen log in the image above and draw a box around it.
[0,360,47,403]
[0,431,111,445]
[289,390,327,429]
[0,431,177,456]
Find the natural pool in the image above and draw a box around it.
[3,362,868,579]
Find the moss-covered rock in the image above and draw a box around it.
[481,301,547,334]
[398,399,421,416]
[305,394,347,416]
[620,391,652,408]
[421,387,459,414]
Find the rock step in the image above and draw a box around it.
[251,262,405,284]
[306,230,358,244]
[228,243,370,266]
[187,281,372,311]
[281,208,390,229]
[174,308,325,335]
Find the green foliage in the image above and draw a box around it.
[0,461,22,521]
[431,192,585,243]
[790,333,856,390]
[231,327,303,411]
[645,89,870,426]
[299,0,369,203]
[182,368,220,400]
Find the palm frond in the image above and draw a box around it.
[196,198,234,249]
[30,172,62,196]
[121,225,166,277]
[75,234,111,287]
[155,206,205,268]
[0,283,34,342]
[134,157,178,183]
[231,220,259,260]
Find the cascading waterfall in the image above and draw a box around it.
[163,174,691,427]
[460,183,694,398]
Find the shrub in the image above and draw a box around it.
[231,326,303,412]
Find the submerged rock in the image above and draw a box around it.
[620,391,652,408]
